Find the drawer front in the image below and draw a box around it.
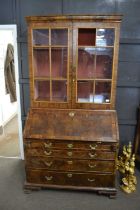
[26,169,115,187]
[25,148,115,160]
[26,157,115,172]
[25,139,117,151]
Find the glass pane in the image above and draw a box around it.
[51,29,68,45]
[96,28,115,46]
[77,81,93,103]
[52,81,67,102]
[95,81,111,103]
[33,49,50,77]
[78,48,95,79]
[33,29,49,45]
[51,48,67,78]
[78,28,96,46]
[96,48,113,79]
[34,80,50,100]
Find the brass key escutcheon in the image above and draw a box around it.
[88,178,95,182]
[67,143,73,148]
[67,173,73,178]
[67,160,73,165]
[69,112,75,117]
[67,151,73,157]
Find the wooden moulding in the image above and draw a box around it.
[26,15,123,23]
[24,182,117,198]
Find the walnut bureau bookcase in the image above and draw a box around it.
[24,15,122,197]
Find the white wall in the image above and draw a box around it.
[0,30,17,126]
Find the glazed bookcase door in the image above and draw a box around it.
[72,22,120,110]
[28,22,72,108]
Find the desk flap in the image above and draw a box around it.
[24,109,119,142]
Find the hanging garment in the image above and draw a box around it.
[4,43,17,102]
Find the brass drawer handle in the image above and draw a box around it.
[88,178,95,182]
[89,152,97,158]
[67,143,73,148]
[44,161,53,167]
[90,144,97,150]
[67,173,73,178]
[69,112,75,117]
[88,163,96,168]
[67,151,73,157]
[44,151,52,156]
[67,160,73,165]
[45,176,53,181]
[44,142,52,148]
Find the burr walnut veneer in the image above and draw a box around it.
[24,15,122,197]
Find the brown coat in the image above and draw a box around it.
[4,44,17,102]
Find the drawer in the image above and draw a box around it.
[26,157,115,173]
[25,139,117,151]
[25,148,115,160]
[26,169,115,187]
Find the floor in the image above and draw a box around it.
[0,158,140,210]
[0,115,20,157]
